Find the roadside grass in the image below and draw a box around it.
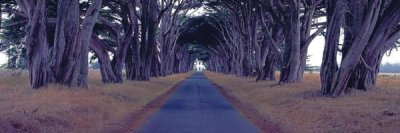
[0,69,191,133]
[205,72,400,133]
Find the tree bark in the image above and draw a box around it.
[22,0,50,89]
[329,0,381,96]
[109,1,136,83]
[260,49,276,81]
[76,0,102,88]
[90,35,119,83]
[346,1,400,91]
[279,0,301,83]
[125,19,140,80]
[51,0,102,88]
[320,0,342,95]
[135,0,159,81]
[51,0,80,85]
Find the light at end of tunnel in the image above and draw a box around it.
[193,59,206,71]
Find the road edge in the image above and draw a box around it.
[103,76,189,133]
[208,78,283,133]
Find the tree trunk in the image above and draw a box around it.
[329,0,381,96]
[76,0,102,87]
[142,0,158,80]
[23,0,50,89]
[52,0,102,88]
[51,0,80,85]
[279,0,301,83]
[90,35,119,83]
[111,1,136,83]
[136,0,159,81]
[347,55,381,90]
[260,49,276,81]
[320,0,342,95]
[346,1,400,91]
[126,13,141,80]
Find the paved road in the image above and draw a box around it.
[138,72,258,133]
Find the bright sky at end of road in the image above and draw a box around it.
[307,36,400,66]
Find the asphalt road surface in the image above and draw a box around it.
[138,72,258,133]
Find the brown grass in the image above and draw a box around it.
[205,72,400,133]
[0,69,191,133]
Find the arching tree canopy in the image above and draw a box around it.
[0,0,399,97]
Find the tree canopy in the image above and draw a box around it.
[0,0,399,97]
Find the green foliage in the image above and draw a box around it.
[188,44,210,61]
[4,46,26,69]
[0,13,27,69]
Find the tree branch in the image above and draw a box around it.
[306,25,327,44]
[0,20,28,28]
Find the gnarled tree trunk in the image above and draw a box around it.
[21,0,50,89]
[90,35,119,83]
[329,0,381,96]
[279,0,301,83]
[52,0,102,88]
[320,0,342,95]
[326,0,400,96]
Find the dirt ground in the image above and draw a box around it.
[205,72,400,133]
[0,69,191,133]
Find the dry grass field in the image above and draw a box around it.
[0,69,191,133]
[205,72,400,133]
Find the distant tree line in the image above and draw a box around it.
[380,63,400,73]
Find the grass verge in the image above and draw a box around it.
[205,71,400,133]
[0,69,191,133]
